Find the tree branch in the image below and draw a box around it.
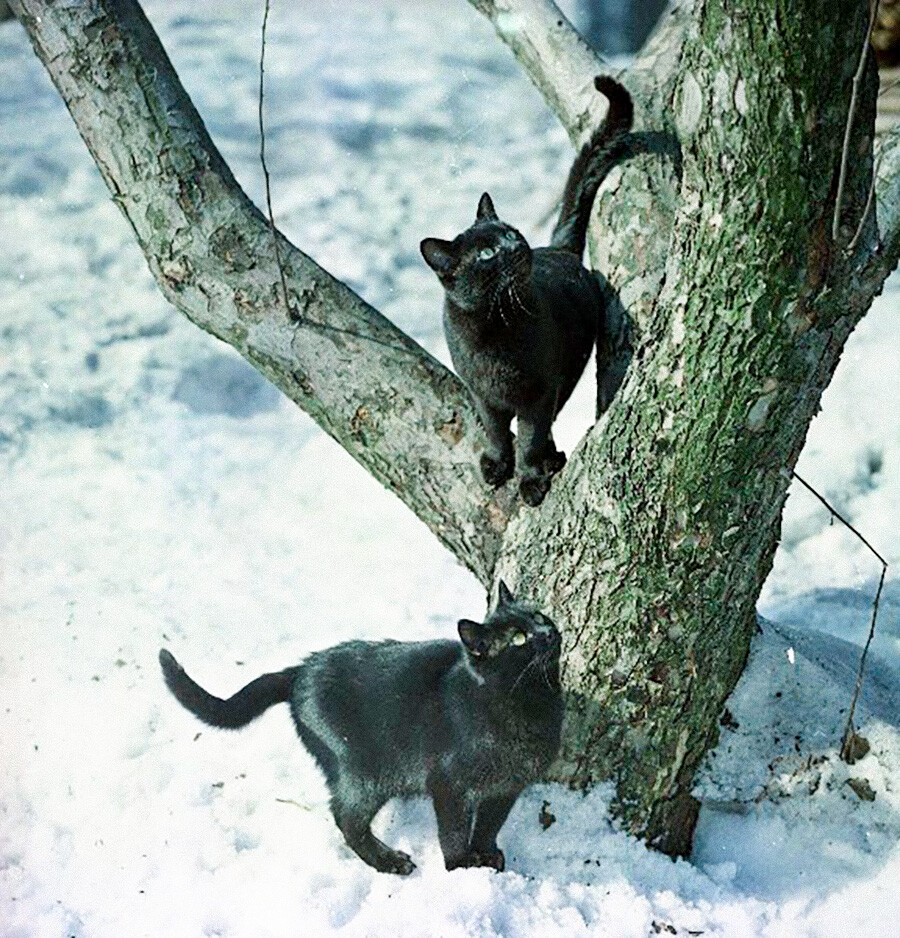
[11,0,506,584]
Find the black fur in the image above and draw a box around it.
[159,582,562,876]
[421,76,633,506]
[159,650,296,728]
[550,76,633,258]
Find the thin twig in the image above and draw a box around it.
[790,471,887,566]
[832,0,879,245]
[843,565,887,757]
[275,797,315,811]
[790,470,889,762]
[258,0,293,316]
[255,2,419,359]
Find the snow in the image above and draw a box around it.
[2,1,899,935]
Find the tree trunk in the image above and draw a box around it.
[11,0,900,856]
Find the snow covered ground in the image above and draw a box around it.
[1,1,899,935]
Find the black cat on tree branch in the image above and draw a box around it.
[11,0,899,858]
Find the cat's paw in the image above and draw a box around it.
[445,848,505,872]
[480,452,514,488]
[470,847,505,872]
[375,849,417,876]
[542,449,566,475]
[519,475,552,507]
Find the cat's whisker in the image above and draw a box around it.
[539,657,555,691]
[494,284,522,325]
[486,274,515,329]
[510,655,541,694]
[489,270,508,300]
[509,285,536,319]
[494,286,515,328]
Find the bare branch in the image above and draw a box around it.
[832,0,878,245]
[257,0,291,318]
[789,472,889,763]
[466,0,690,146]
[11,0,506,583]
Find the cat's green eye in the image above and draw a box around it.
[512,631,528,646]
[478,247,498,261]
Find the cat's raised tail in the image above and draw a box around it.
[159,649,297,730]
[550,76,633,259]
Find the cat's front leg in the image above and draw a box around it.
[473,398,515,488]
[467,792,520,871]
[516,399,561,507]
[428,774,478,871]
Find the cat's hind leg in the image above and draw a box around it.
[473,399,514,488]
[330,785,416,876]
[291,683,414,874]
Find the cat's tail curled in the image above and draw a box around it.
[159,649,298,729]
[550,76,634,259]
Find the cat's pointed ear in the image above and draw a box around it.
[420,238,456,276]
[477,192,498,221]
[458,619,489,656]
[497,580,515,607]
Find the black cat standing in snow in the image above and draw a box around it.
[159,582,562,875]
[421,76,633,506]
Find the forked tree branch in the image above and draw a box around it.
[10,0,507,583]
[12,0,900,859]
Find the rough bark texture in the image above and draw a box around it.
[11,0,900,856]
[488,0,891,851]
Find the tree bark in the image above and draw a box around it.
[11,0,900,856]
[486,0,892,852]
